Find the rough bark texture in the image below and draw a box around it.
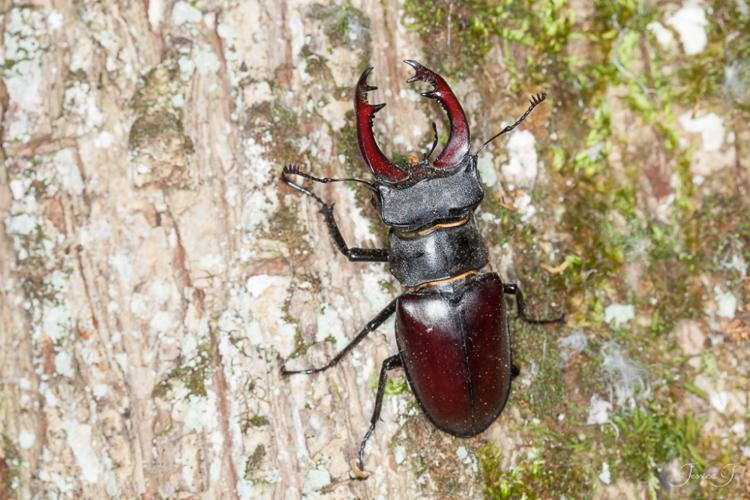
[0,1,441,497]
[2,0,749,499]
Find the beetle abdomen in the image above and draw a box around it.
[395,272,511,436]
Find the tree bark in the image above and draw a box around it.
[0,0,465,498]
[4,1,747,499]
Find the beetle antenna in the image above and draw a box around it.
[423,122,439,161]
[476,92,547,155]
[282,164,377,194]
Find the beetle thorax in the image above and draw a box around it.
[376,155,484,230]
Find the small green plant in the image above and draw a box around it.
[385,378,409,396]
[478,444,545,499]
[608,404,706,483]
[479,434,594,499]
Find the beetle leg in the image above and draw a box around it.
[352,354,403,480]
[502,283,565,324]
[281,298,398,376]
[318,202,389,262]
[282,166,389,262]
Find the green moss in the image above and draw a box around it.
[309,2,371,57]
[605,403,706,486]
[10,179,73,308]
[403,0,574,83]
[479,441,590,499]
[240,414,270,433]
[399,0,732,341]
[152,342,213,399]
[129,114,191,152]
[695,195,750,273]
[674,1,750,109]
[384,377,409,396]
[264,194,311,263]
[128,65,193,155]
[243,445,266,480]
[279,295,307,361]
[395,418,482,497]
[300,44,330,79]
[2,435,21,494]
[644,223,703,335]
[246,101,300,164]
[513,329,566,418]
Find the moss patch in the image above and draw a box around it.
[398,1,749,497]
[152,341,213,399]
[243,444,266,481]
[479,440,590,499]
[128,64,194,186]
[1,435,21,495]
[309,1,372,56]
[606,403,706,486]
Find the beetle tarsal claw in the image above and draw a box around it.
[529,92,547,107]
[350,460,370,480]
[282,164,301,176]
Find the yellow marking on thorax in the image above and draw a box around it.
[410,270,479,291]
[394,214,471,239]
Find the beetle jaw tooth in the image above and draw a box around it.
[355,66,409,182]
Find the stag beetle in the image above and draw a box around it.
[281,60,563,478]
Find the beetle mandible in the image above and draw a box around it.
[281,60,563,479]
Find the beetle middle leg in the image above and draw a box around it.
[352,354,403,480]
[281,298,398,375]
[503,283,565,324]
[282,166,388,262]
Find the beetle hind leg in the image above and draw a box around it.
[352,354,403,480]
[503,283,565,324]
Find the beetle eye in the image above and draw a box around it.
[370,192,382,212]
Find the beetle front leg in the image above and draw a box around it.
[503,283,565,324]
[281,298,398,375]
[318,202,389,262]
[352,354,403,480]
[282,167,389,262]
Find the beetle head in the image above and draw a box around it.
[355,61,482,229]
